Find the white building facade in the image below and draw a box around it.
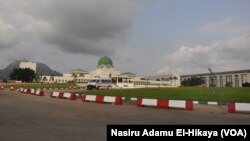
[145,73,181,87]
[181,69,250,87]
[88,56,120,78]
[40,56,121,83]
[19,61,37,72]
[40,56,181,88]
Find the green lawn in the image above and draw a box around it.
[78,87,250,103]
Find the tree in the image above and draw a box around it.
[242,82,250,87]
[42,76,47,82]
[79,73,85,77]
[181,77,205,86]
[71,73,77,83]
[9,68,35,82]
[49,75,54,82]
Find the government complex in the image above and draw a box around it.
[40,56,180,88]
[18,56,249,88]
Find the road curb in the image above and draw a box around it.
[193,101,227,105]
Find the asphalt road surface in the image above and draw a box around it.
[0,90,250,141]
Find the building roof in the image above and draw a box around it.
[121,72,136,77]
[97,56,113,67]
[181,69,250,77]
[69,69,88,74]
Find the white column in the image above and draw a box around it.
[232,74,235,87]
[239,74,242,87]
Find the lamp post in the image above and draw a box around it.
[208,68,216,94]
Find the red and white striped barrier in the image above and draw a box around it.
[82,95,104,103]
[19,88,24,92]
[27,89,31,94]
[23,89,28,93]
[169,100,193,110]
[137,98,193,110]
[50,92,64,98]
[35,90,44,96]
[26,89,31,94]
[82,95,122,105]
[62,92,76,100]
[19,88,31,94]
[228,102,250,113]
[30,89,36,95]
[103,96,122,104]
[21,88,26,93]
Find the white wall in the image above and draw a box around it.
[19,61,37,72]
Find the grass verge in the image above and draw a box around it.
[78,87,250,103]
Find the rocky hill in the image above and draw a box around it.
[0,60,62,80]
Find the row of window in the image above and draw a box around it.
[209,74,248,87]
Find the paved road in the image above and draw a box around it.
[0,90,250,141]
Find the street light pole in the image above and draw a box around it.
[208,68,216,94]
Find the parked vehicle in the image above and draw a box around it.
[87,78,112,90]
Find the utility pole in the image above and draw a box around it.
[208,68,216,94]
[169,55,172,74]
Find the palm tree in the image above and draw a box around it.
[49,75,54,82]
[79,73,85,77]
[42,77,47,82]
[72,73,77,83]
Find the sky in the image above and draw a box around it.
[0,0,250,76]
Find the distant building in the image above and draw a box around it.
[40,56,121,83]
[88,56,120,78]
[41,69,88,83]
[19,60,37,72]
[40,56,180,88]
[145,73,181,87]
[120,72,137,77]
[180,69,250,87]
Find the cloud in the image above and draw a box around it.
[160,34,250,74]
[0,0,140,70]
[198,18,250,37]
[0,19,19,48]
[21,0,140,55]
[0,0,139,55]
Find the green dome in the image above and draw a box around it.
[97,56,113,67]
